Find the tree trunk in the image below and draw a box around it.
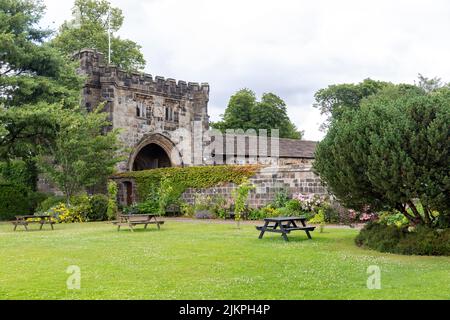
[407,200,427,226]
[396,204,415,224]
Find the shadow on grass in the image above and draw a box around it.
[115,227,166,233]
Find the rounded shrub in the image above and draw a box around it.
[89,194,109,221]
[37,195,66,213]
[355,222,450,256]
[0,183,31,220]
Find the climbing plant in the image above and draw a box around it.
[232,179,255,229]
[107,180,119,220]
[115,165,260,209]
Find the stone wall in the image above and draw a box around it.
[113,164,325,208]
[181,164,325,208]
[75,49,210,172]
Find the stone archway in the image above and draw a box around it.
[133,143,171,170]
[128,133,183,171]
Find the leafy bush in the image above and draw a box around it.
[378,211,409,228]
[308,209,326,233]
[232,179,255,227]
[396,226,450,256]
[36,195,66,213]
[49,203,85,223]
[247,205,278,220]
[107,181,118,220]
[180,202,195,217]
[0,183,32,220]
[355,222,450,256]
[158,177,184,215]
[284,199,302,214]
[136,200,159,214]
[272,189,290,208]
[70,194,92,220]
[89,194,109,221]
[28,192,49,212]
[0,160,36,191]
[115,165,260,204]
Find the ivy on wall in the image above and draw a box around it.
[114,165,261,203]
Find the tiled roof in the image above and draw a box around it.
[278,138,317,158]
[210,136,317,159]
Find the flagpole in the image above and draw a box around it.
[108,10,111,64]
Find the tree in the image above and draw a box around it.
[212,89,303,139]
[313,84,450,227]
[313,78,389,129]
[38,106,123,204]
[51,0,146,71]
[0,0,82,108]
[0,0,83,190]
[212,89,256,132]
[416,73,449,93]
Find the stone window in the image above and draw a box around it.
[166,107,173,121]
[136,105,140,117]
[146,106,152,119]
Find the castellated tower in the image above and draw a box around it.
[74,49,210,172]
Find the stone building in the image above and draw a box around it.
[76,49,210,172]
[73,49,325,207]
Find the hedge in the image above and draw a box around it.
[0,183,33,221]
[114,165,261,202]
[355,222,450,256]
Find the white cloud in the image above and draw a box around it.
[42,0,450,140]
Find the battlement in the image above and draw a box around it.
[74,48,210,96]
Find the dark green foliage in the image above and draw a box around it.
[0,160,37,191]
[314,84,450,227]
[313,78,389,128]
[211,89,302,139]
[116,165,260,203]
[0,0,83,109]
[272,189,290,208]
[355,222,406,253]
[285,199,302,213]
[0,183,32,220]
[322,204,341,224]
[356,222,450,256]
[38,107,123,203]
[36,195,66,212]
[51,0,146,71]
[0,0,83,186]
[88,194,108,221]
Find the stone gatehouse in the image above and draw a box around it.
[73,49,326,207]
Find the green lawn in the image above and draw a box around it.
[0,220,449,300]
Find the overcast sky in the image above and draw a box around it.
[41,0,450,141]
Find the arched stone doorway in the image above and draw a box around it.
[128,133,183,171]
[133,143,171,170]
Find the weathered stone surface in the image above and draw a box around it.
[75,49,209,172]
[62,49,328,206]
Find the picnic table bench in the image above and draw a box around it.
[256,216,315,241]
[12,215,55,231]
[113,214,164,232]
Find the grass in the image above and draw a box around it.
[0,220,449,300]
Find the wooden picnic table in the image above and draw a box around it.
[114,214,164,232]
[12,215,55,231]
[256,216,315,241]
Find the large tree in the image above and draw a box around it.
[212,89,303,139]
[1,0,124,200]
[38,106,123,204]
[313,78,389,129]
[314,83,450,227]
[51,0,146,71]
[0,0,83,190]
